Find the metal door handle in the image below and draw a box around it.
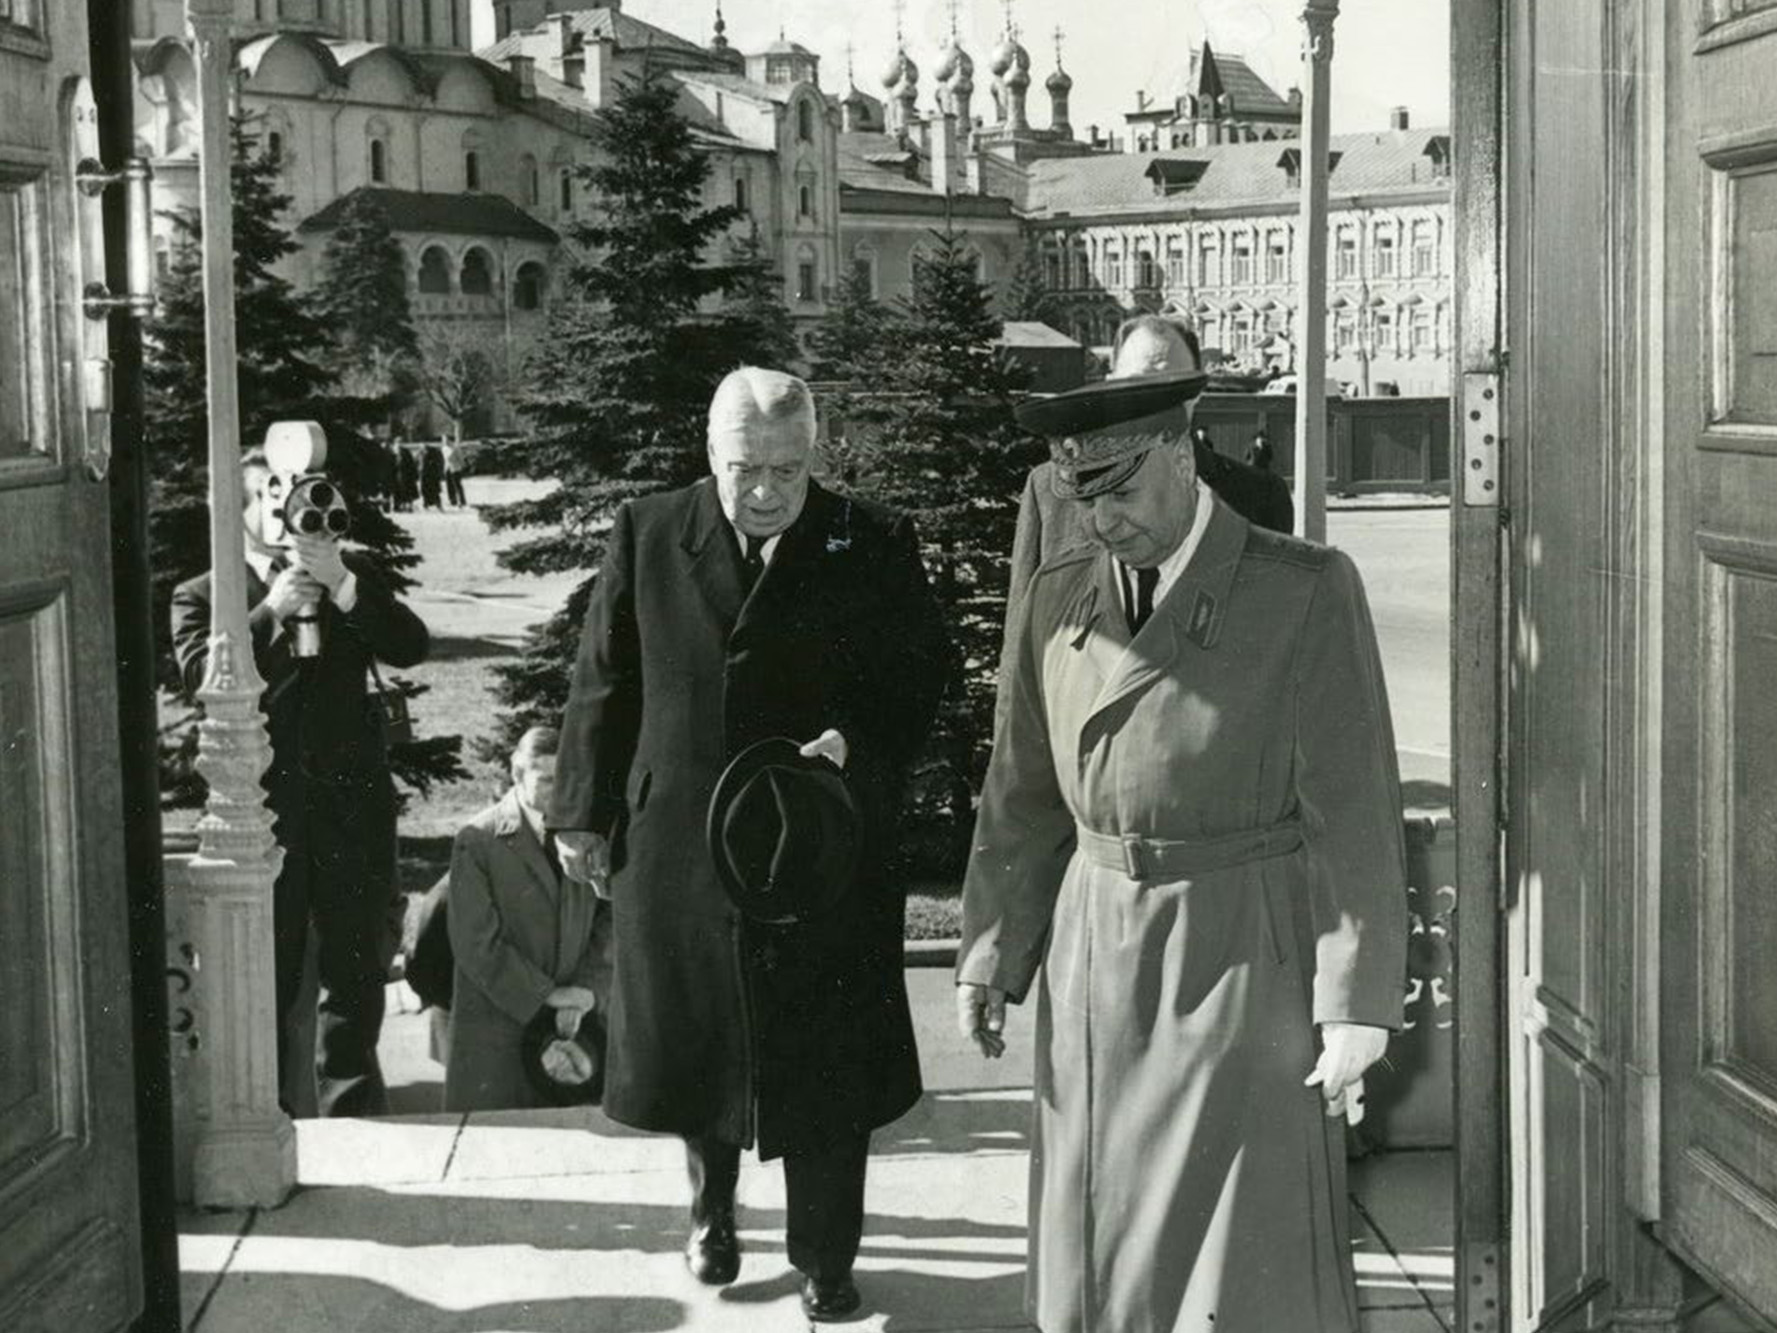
[77,155,155,319]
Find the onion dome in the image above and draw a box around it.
[989,36,1018,76]
[1013,39,1031,70]
[1006,58,1030,90]
[881,49,908,90]
[1046,65,1072,94]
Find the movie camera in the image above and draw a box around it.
[263,420,350,659]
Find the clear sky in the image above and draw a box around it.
[471,1,1451,139]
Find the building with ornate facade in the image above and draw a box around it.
[1022,120,1454,394]
[127,0,1452,417]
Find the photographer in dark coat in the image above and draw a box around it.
[171,446,429,1117]
[549,367,953,1322]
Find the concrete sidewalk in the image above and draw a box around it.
[179,972,1455,1332]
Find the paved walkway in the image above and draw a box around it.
[179,973,1455,1333]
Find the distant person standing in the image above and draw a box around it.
[395,444,419,512]
[442,440,467,508]
[1249,429,1276,473]
[420,444,444,511]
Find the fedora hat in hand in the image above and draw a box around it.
[706,737,863,925]
[520,1006,605,1107]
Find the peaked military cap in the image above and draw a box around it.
[1016,368,1210,500]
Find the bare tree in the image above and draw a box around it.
[418,325,502,442]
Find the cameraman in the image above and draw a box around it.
[170,444,431,1117]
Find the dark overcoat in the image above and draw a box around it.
[550,478,953,1160]
[170,550,429,894]
[444,789,612,1112]
[960,496,1408,1333]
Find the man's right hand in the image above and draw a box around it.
[956,982,1008,1059]
[263,565,324,622]
[554,831,611,896]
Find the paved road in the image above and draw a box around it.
[1328,507,1452,794]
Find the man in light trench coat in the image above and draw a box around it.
[957,322,1408,1332]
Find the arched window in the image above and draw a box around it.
[369,136,388,184]
[796,248,817,302]
[460,247,494,296]
[734,175,749,213]
[559,168,574,213]
[417,245,452,294]
[267,129,284,162]
[513,262,547,310]
[798,182,813,220]
[851,244,877,298]
[520,154,539,206]
[464,150,480,191]
[797,99,814,142]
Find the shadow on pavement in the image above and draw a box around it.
[213,1194,1024,1263]
[191,1274,684,1333]
[874,1089,1032,1157]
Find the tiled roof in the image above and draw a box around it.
[1024,130,1450,218]
[480,7,706,62]
[838,131,930,194]
[998,321,1081,348]
[299,187,558,243]
[1210,51,1294,117]
[675,70,795,106]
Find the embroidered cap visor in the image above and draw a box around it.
[1015,370,1210,500]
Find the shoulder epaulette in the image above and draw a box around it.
[1242,525,1331,571]
[1032,542,1098,579]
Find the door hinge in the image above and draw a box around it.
[1462,371,1502,508]
[1461,1240,1504,1333]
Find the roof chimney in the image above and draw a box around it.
[562,50,585,90]
[553,13,575,58]
[1389,105,1410,130]
[506,54,536,98]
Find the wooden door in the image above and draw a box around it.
[1502,0,1648,1326]
[1659,1,1777,1320]
[0,1,145,1329]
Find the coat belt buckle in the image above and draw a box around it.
[1120,833,1152,881]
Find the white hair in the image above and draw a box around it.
[707,366,816,445]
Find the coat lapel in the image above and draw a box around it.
[731,482,839,643]
[1083,497,1246,726]
[493,789,559,900]
[680,479,748,629]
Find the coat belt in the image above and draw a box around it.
[1074,819,1304,882]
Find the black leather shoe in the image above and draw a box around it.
[800,1274,862,1322]
[684,1213,740,1285]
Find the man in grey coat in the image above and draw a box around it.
[444,727,611,1112]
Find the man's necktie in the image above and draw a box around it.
[741,534,766,589]
[542,832,565,885]
[1124,564,1160,635]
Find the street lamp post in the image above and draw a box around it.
[1292,0,1339,542]
[180,0,296,1209]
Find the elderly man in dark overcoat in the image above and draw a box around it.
[959,346,1408,1330]
[549,366,953,1322]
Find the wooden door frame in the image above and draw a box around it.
[1450,0,1508,1328]
[87,1,183,1327]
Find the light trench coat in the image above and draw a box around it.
[959,496,1408,1333]
[444,789,612,1112]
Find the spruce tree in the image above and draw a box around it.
[843,219,1042,857]
[146,115,464,803]
[1003,238,1060,327]
[480,69,797,754]
[806,258,893,380]
[721,225,801,373]
[310,190,420,415]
